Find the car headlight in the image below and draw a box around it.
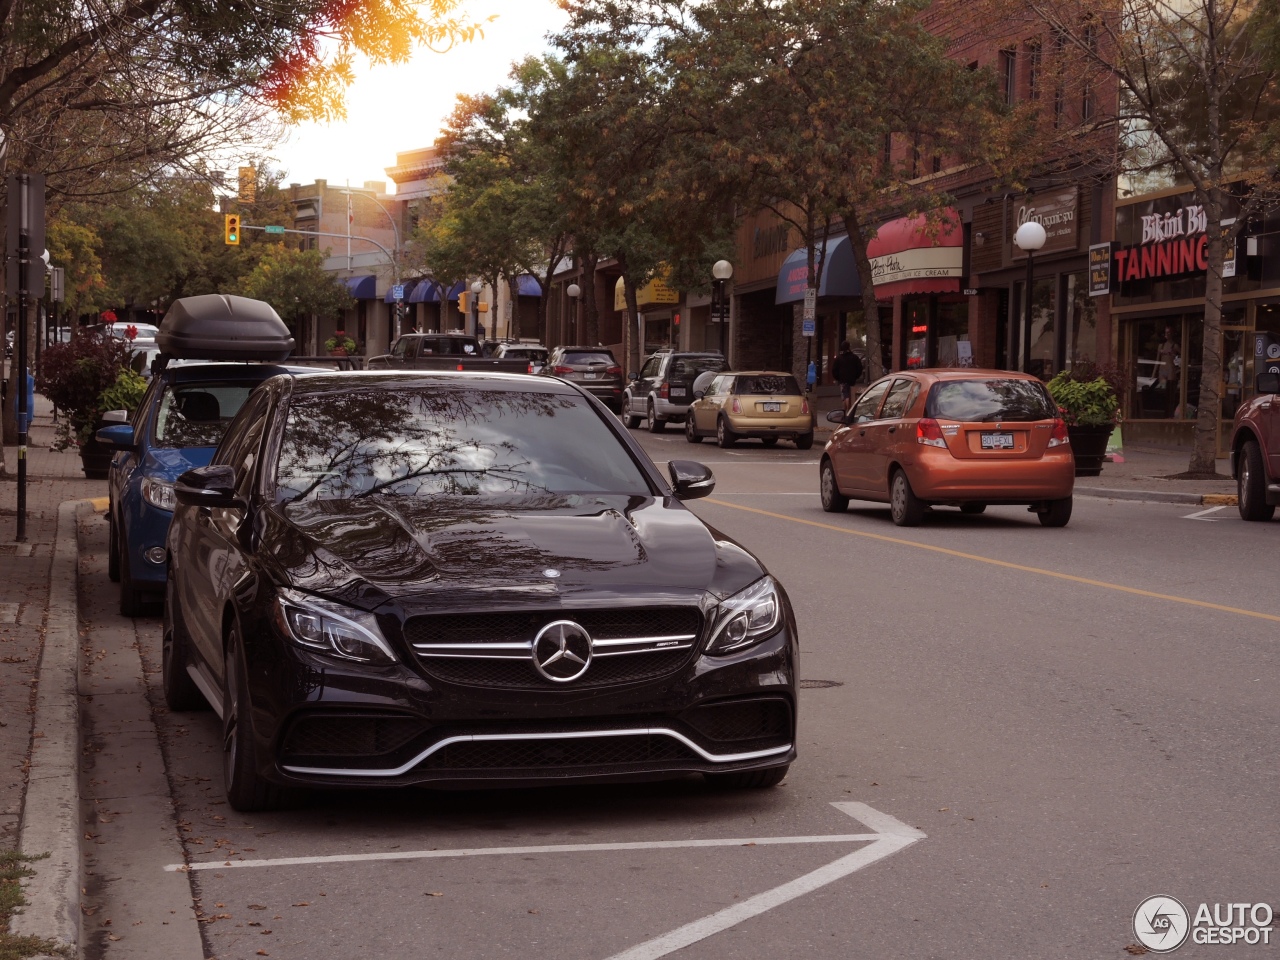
[142,477,175,511]
[273,589,397,665]
[706,577,781,656]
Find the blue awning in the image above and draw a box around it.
[445,280,466,301]
[775,235,861,304]
[344,274,377,299]
[384,279,418,304]
[408,280,445,304]
[516,274,543,297]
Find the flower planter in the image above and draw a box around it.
[1066,423,1113,477]
[79,433,114,479]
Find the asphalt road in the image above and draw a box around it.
[79,427,1280,960]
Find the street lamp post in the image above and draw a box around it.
[567,282,581,344]
[342,189,404,340]
[712,260,733,358]
[470,280,484,340]
[1013,221,1047,374]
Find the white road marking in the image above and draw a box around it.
[1183,505,1226,521]
[602,802,925,960]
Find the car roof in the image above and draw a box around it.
[283,369,583,398]
[883,368,1046,383]
[162,362,318,384]
[558,345,615,352]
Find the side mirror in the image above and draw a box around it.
[1256,372,1280,394]
[667,459,715,501]
[95,423,135,449]
[101,408,129,425]
[826,409,848,424]
[629,372,640,382]
[174,465,244,510]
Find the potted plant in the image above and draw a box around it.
[35,331,141,477]
[325,330,356,356]
[1046,369,1121,477]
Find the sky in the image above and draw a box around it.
[270,0,569,193]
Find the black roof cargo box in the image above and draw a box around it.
[156,295,294,361]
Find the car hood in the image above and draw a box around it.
[263,493,762,612]
[143,445,216,481]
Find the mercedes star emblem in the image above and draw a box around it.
[532,620,593,683]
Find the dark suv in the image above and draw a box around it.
[1231,370,1280,520]
[624,351,727,432]
[543,345,624,412]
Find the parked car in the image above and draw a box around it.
[162,370,798,810]
[1231,370,1280,520]
[818,369,1075,527]
[686,371,814,449]
[104,321,161,340]
[624,350,727,431]
[493,342,549,374]
[367,333,531,373]
[543,345,624,412]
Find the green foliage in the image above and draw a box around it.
[34,333,132,447]
[238,244,354,323]
[1047,373,1121,427]
[0,848,57,960]
[99,369,149,416]
[324,331,357,354]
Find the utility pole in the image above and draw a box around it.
[6,174,46,541]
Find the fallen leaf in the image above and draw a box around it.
[870,781,879,786]
[107,934,121,941]
[1124,946,1149,956]
[424,892,443,898]
[257,951,269,956]
[248,904,267,910]
[528,909,539,915]
[292,901,310,907]
[938,807,949,812]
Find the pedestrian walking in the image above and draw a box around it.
[831,340,864,411]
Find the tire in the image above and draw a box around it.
[118,536,145,617]
[1238,441,1275,521]
[107,511,120,582]
[890,469,925,527]
[705,764,790,789]
[163,609,209,712]
[685,415,703,443]
[624,396,642,430]
[761,437,779,447]
[959,502,987,515]
[717,417,737,448]
[647,400,665,433]
[1038,496,1073,528]
[820,459,849,513]
[794,432,814,450]
[223,623,290,812]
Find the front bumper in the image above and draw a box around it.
[120,490,174,591]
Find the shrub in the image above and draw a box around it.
[1046,372,1120,427]
[35,331,132,447]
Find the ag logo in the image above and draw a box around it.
[1133,895,1190,953]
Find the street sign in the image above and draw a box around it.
[391,284,405,301]
[803,288,816,322]
[263,224,285,234]
[802,318,815,337]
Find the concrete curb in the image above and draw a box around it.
[12,499,89,956]
[1077,487,1238,506]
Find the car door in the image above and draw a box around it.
[832,378,892,493]
[863,378,920,498]
[632,357,660,411]
[698,375,731,433]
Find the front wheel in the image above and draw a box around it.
[685,416,703,443]
[163,613,209,713]
[704,764,789,789]
[1238,441,1275,521]
[717,417,737,448]
[820,460,849,513]
[223,624,291,812]
[1038,496,1073,528]
[890,469,925,527]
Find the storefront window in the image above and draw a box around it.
[1013,279,1055,378]
[935,298,971,367]
[1065,272,1097,365]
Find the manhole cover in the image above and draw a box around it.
[798,679,844,689]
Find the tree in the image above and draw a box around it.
[238,244,354,342]
[1002,0,1280,472]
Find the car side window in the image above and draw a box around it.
[132,378,161,431]
[217,392,270,496]
[640,358,660,379]
[391,338,409,359]
[850,379,891,423]
[713,375,733,397]
[879,379,918,420]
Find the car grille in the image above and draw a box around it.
[405,607,702,689]
[281,714,427,760]
[421,735,699,770]
[681,698,793,743]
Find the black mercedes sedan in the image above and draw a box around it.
[163,370,797,811]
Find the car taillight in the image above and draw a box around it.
[527,362,533,374]
[917,418,947,448]
[553,365,574,375]
[731,398,741,414]
[1047,418,1070,448]
[660,382,669,399]
[801,398,810,415]
[456,363,465,371]
[606,365,622,375]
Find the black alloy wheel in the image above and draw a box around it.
[1238,441,1275,521]
[163,615,209,713]
[223,623,290,812]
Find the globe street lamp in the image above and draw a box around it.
[567,282,582,344]
[1013,221,1047,374]
[712,260,733,357]
[470,279,484,340]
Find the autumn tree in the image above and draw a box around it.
[239,244,355,350]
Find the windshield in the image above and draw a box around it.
[274,385,652,503]
[154,382,258,447]
[925,379,1056,422]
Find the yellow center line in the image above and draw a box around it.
[703,498,1280,624]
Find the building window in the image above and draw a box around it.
[1052,29,1066,128]
[882,133,893,172]
[933,154,943,174]
[1001,48,1018,104]
[1081,20,1097,121]
[1027,41,1042,101]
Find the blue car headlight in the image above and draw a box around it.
[141,477,175,511]
[272,589,397,665]
[706,577,781,656]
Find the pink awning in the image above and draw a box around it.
[867,210,963,300]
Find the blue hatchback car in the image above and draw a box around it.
[99,362,307,615]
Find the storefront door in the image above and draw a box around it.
[1221,312,1250,456]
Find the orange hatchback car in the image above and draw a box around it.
[819,370,1076,527]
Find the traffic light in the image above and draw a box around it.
[224,213,240,245]
[458,291,468,312]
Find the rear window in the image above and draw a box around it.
[925,379,1056,422]
[736,375,800,395]
[563,352,616,365]
[669,357,725,380]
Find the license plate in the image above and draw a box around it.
[583,372,598,380]
[669,387,686,397]
[981,432,1014,449]
[763,402,781,412]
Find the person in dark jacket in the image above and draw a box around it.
[831,340,863,411]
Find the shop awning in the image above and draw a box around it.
[867,210,963,300]
[445,280,466,301]
[384,279,418,303]
[516,274,543,297]
[408,280,444,303]
[613,272,680,311]
[775,235,861,304]
[343,275,377,299]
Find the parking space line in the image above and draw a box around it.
[603,802,924,960]
[165,831,882,873]
[1183,505,1226,521]
[703,499,1280,624]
